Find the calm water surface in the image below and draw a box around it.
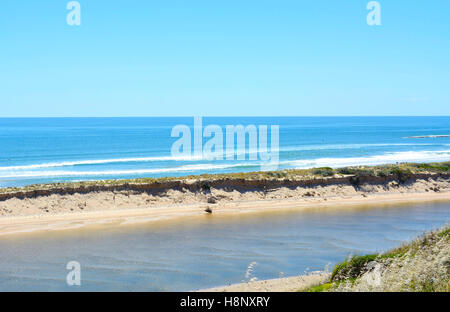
[0,202,449,291]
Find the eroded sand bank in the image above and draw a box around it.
[0,174,449,236]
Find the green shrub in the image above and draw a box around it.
[331,254,378,281]
[337,168,355,175]
[438,228,450,238]
[312,167,335,177]
[375,168,390,177]
[416,163,449,172]
[306,283,334,292]
[390,167,412,183]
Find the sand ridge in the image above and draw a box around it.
[0,175,449,236]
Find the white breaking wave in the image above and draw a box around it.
[282,142,449,152]
[0,150,449,179]
[0,155,204,171]
[405,135,450,139]
[284,150,450,169]
[1,143,448,171]
[0,163,257,179]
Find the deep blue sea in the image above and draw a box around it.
[0,117,449,187]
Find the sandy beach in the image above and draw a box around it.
[198,273,330,292]
[0,171,449,236]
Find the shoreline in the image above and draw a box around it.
[0,163,449,236]
[1,189,450,237]
[198,273,330,292]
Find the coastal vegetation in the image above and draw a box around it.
[304,226,450,292]
[0,162,449,199]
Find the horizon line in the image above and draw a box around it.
[1,115,450,118]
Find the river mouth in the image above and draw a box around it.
[0,202,449,291]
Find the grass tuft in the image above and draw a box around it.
[331,254,378,281]
[306,283,334,292]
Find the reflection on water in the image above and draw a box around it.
[0,202,449,291]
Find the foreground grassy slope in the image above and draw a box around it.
[305,226,450,292]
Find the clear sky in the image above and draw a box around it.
[0,1,449,117]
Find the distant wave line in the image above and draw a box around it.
[404,135,450,139]
[1,143,448,171]
[0,156,204,171]
[286,150,450,169]
[0,163,254,178]
[0,150,449,179]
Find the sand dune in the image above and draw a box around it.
[0,171,449,236]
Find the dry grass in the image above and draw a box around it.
[303,226,450,292]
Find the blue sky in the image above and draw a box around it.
[0,0,449,117]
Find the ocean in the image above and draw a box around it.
[0,117,449,187]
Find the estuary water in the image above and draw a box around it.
[0,202,449,291]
